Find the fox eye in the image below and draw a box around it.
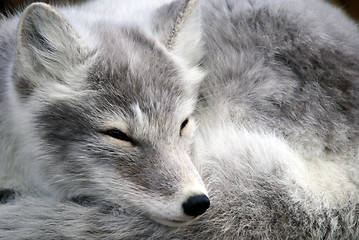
[180,118,189,136]
[101,129,135,144]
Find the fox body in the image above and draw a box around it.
[0,0,358,239]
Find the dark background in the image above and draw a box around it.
[1,0,359,21]
[331,0,359,22]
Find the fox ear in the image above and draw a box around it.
[155,0,202,67]
[14,3,87,94]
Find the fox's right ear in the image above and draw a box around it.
[152,0,204,94]
[14,3,89,96]
[153,0,202,68]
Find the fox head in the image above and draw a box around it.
[10,0,208,226]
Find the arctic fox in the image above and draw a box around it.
[0,0,209,228]
[0,0,359,239]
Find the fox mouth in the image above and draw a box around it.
[151,216,195,227]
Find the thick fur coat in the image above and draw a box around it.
[0,0,358,239]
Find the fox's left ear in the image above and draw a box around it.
[154,0,202,68]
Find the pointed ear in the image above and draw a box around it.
[154,0,202,67]
[15,3,88,93]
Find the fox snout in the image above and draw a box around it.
[144,148,210,227]
[150,191,210,227]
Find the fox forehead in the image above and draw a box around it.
[85,28,196,126]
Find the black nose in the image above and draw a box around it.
[182,194,210,217]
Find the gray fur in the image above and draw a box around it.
[0,0,359,239]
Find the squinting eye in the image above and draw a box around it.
[101,129,135,144]
[180,118,189,136]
